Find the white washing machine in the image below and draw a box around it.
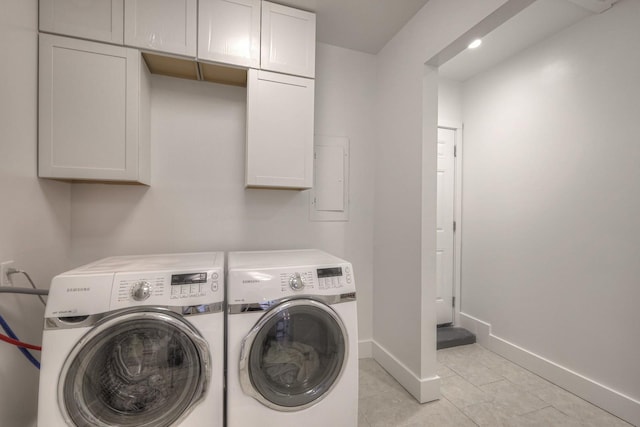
[37,252,225,427]
[226,249,358,427]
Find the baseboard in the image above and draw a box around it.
[358,339,373,358]
[460,312,640,427]
[371,340,440,404]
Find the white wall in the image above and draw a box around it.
[0,1,71,425]
[69,43,376,343]
[438,77,462,127]
[460,0,640,422]
[373,0,509,401]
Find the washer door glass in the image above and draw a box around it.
[242,299,348,410]
[61,309,210,427]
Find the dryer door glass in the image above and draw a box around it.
[243,299,347,410]
[60,309,210,427]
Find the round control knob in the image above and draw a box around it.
[289,273,305,291]
[131,281,152,301]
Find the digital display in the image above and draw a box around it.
[171,272,207,286]
[317,267,342,278]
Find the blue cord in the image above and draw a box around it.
[0,314,40,369]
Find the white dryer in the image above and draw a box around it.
[37,252,225,427]
[226,249,358,427]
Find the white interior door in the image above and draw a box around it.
[436,127,456,325]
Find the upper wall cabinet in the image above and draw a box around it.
[39,0,124,44]
[124,0,197,57]
[260,1,316,78]
[39,34,150,184]
[246,69,314,189]
[198,0,260,68]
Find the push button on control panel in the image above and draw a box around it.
[171,286,180,299]
[211,272,219,292]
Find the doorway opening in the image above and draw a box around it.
[435,126,458,326]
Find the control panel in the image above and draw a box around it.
[279,271,313,292]
[111,269,222,309]
[226,249,356,307]
[169,271,219,300]
[228,262,355,303]
[317,265,352,289]
[276,265,353,292]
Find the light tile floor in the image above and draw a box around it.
[358,344,633,427]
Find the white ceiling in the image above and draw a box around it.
[275,0,430,54]
[438,0,595,82]
[275,0,614,75]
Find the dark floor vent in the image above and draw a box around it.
[437,326,476,350]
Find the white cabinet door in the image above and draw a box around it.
[198,0,260,67]
[125,0,197,57]
[261,1,316,78]
[246,69,314,189]
[39,34,150,184]
[39,0,124,44]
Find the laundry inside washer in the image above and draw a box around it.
[253,305,345,404]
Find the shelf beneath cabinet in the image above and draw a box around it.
[142,52,247,87]
[142,52,199,80]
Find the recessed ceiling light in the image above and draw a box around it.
[468,39,482,49]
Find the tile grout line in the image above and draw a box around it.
[442,396,481,427]
[516,403,553,417]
